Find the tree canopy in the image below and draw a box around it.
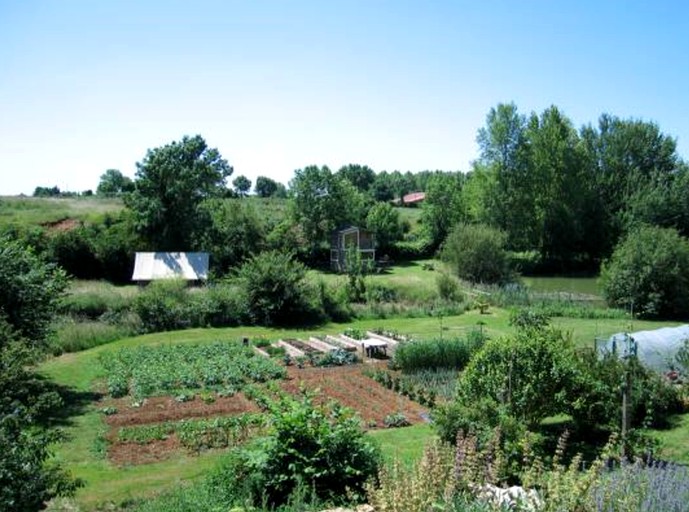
[125,135,233,250]
[96,169,134,197]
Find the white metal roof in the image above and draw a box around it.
[131,252,209,281]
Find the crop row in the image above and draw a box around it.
[117,413,266,452]
[100,341,287,398]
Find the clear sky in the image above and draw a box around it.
[1,1,688,195]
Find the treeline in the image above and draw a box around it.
[16,103,689,283]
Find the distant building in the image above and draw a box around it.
[402,191,425,205]
[131,252,209,283]
[330,226,376,272]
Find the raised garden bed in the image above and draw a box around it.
[308,336,339,353]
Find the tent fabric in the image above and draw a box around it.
[131,252,209,281]
[599,325,689,373]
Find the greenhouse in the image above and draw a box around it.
[598,325,689,373]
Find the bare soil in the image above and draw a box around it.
[104,392,259,427]
[103,364,428,465]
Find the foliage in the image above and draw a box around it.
[383,412,411,428]
[337,163,376,193]
[436,272,463,302]
[96,169,134,197]
[125,134,233,250]
[234,394,381,507]
[601,225,689,318]
[99,340,286,398]
[455,327,579,429]
[118,413,265,452]
[0,237,67,347]
[289,165,368,253]
[232,175,252,197]
[254,175,284,198]
[366,202,403,252]
[441,223,511,284]
[196,198,266,274]
[0,412,81,512]
[236,250,321,325]
[421,172,466,248]
[391,332,485,373]
[316,348,358,367]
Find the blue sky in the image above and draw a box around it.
[1,1,688,195]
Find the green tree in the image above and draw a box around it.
[0,238,67,346]
[0,239,80,511]
[289,165,367,253]
[457,326,579,428]
[365,202,402,252]
[254,176,279,197]
[440,223,510,284]
[337,163,376,193]
[232,175,252,197]
[196,198,266,274]
[601,225,689,318]
[96,169,134,197]
[421,172,465,247]
[125,135,232,250]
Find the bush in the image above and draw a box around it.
[441,223,511,284]
[236,251,322,326]
[455,327,579,429]
[133,279,192,332]
[436,272,463,302]
[601,225,689,318]
[213,394,380,508]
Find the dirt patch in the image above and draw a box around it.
[41,217,80,232]
[104,393,259,427]
[281,364,428,428]
[108,435,182,466]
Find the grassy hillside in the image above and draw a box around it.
[0,196,124,227]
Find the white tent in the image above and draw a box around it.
[598,325,689,373]
[131,252,209,282]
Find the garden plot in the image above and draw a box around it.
[96,339,428,466]
[280,364,428,428]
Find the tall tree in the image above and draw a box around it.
[96,169,134,197]
[255,176,280,197]
[420,172,465,247]
[233,175,252,197]
[125,135,232,250]
[289,165,367,252]
[337,164,376,193]
[580,115,680,254]
[475,103,535,250]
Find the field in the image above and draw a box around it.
[40,306,686,509]
[0,196,124,226]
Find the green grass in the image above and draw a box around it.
[370,423,435,467]
[39,306,686,509]
[649,413,689,464]
[0,196,124,226]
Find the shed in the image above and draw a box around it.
[597,325,689,373]
[131,252,209,282]
[330,226,376,272]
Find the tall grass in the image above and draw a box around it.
[392,331,485,373]
[51,318,137,354]
[401,369,459,401]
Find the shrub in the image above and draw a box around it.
[236,251,322,326]
[436,272,463,302]
[216,394,381,507]
[440,223,511,284]
[601,225,689,319]
[455,327,579,429]
[133,279,191,332]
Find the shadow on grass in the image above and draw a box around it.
[28,374,104,429]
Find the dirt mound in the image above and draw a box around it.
[41,218,80,232]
